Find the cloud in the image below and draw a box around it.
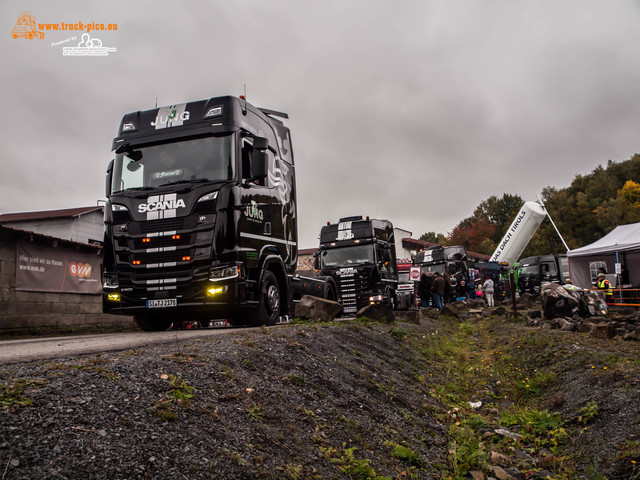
[1,0,640,249]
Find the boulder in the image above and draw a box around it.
[356,303,394,322]
[295,295,343,322]
[579,292,608,317]
[541,283,579,319]
[441,303,459,317]
[393,310,420,324]
[590,322,615,339]
[519,292,535,308]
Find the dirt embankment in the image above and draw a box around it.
[1,311,639,479]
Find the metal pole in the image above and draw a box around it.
[536,195,570,252]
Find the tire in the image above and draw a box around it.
[324,280,337,302]
[134,313,172,332]
[385,287,396,310]
[249,271,281,326]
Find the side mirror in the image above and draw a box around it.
[313,251,320,270]
[105,159,114,197]
[252,151,268,180]
[250,137,269,181]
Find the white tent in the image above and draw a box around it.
[567,222,640,289]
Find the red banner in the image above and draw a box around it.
[15,239,101,294]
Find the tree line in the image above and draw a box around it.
[420,154,640,257]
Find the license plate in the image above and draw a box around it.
[146,299,177,308]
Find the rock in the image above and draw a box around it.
[577,322,593,333]
[490,450,512,465]
[355,303,394,322]
[295,295,343,322]
[393,310,420,324]
[495,428,523,441]
[470,470,485,480]
[492,466,510,480]
[590,322,615,339]
[441,304,459,317]
[421,307,439,319]
[527,309,542,319]
[519,293,534,308]
[531,470,555,479]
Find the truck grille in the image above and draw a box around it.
[336,271,369,314]
[114,214,214,299]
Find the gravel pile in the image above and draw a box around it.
[1,322,447,479]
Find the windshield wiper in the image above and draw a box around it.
[116,186,156,193]
[161,178,211,187]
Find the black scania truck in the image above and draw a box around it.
[102,95,336,330]
[314,216,398,315]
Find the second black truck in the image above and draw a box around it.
[314,216,398,314]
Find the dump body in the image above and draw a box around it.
[102,95,333,330]
[316,217,398,314]
[489,201,547,268]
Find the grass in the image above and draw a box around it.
[0,378,46,410]
[151,374,196,421]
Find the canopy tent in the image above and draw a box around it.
[567,222,640,289]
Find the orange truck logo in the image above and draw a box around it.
[11,12,44,39]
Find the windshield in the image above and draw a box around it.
[111,134,235,193]
[518,264,538,275]
[321,245,375,268]
[398,272,411,284]
[420,264,444,275]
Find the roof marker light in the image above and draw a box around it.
[205,106,222,118]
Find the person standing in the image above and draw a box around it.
[432,272,445,311]
[595,272,613,299]
[443,272,452,304]
[419,273,433,308]
[483,275,495,307]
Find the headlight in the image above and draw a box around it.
[197,191,218,202]
[369,294,384,303]
[111,204,129,212]
[209,264,241,282]
[103,274,119,289]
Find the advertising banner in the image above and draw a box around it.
[15,239,101,294]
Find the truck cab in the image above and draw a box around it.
[414,245,469,288]
[517,254,570,295]
[315,216,398,315]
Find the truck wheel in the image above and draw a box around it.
[385,287,396,310]
[250,271,281,326]
[324,281,337,302]
[134,313,172,332]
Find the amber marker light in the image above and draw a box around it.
[132,260,141,265]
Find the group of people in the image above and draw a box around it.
[418,271,496,311]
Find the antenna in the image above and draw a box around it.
[241,84,247,115]
[155,97,158,108]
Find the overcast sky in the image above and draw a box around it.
[2,1,640,248]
